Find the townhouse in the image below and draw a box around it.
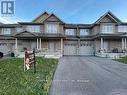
[0,11,127,58]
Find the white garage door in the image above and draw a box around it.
[79,43,94,55]
[64,41,94,56]
[64,43,77,55]
[0,43,12,55]
[0,44,8,53]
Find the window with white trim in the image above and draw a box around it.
[1,28,11,34]
[118,25,127,32]
[16,27,23,32]
[80,29,90,36]
[45,24,58,33]
[101,25,114,33]
[65,29,75,35]
[26,25,40,32]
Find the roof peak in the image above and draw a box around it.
[32,11,50,22]
[95,11,121,24]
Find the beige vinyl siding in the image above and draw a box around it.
[108,40,121,50]
[0,28,2,34]
[41,41,60,51]
[33,13,49,23]
[94,40,101,52]
[42,41,48,50]
[92,25,100,35]
[46,15,60,22]
[59,24,64,34]
[40,25,44,33]
[99,16,114,23]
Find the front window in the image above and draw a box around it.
[101,25,114,33]
[16,27,23,32]
[118,25,127,32]
[65,29,75,35]
[1,28,11,34]
[45,24,58,33]
[80,29,89,36]
[26,25,40,32]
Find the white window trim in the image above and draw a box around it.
[118,25,127,32]
[1,28,11,35]
[65,29,75,36]
[16,27,23,32]
[80,29,90,36]
[101,25,114,33]
[26,25,40,32]
[45,23,58,34]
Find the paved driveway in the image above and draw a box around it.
[50,56,127,95]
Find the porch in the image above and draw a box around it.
[95,35,127,59]
[14,31,64,58]
[14,38,63,58]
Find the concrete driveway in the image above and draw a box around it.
[50,56,127,95]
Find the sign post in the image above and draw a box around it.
[24,49,36,73]
[33,49,36,73]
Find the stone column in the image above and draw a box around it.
[15,38,18,57]
[122,38,124,50]
[37,38,39,49]
[125,38,126,49]
[78,39,80,55]
[101,37,104,50]
[61,38,63,56]
[39,38,42,50]
[15,38,18,49]
[94,39,96,55]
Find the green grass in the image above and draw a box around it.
[0,57,58,95]
[114,56,127,64]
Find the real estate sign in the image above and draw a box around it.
[24,49,36,73]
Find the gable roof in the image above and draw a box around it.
[95,11,121,24]
[14,31,37,37]
[32,11,49,22]
[43,13,64,23]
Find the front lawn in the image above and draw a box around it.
[0,57,58,95]
[114,56,127,64]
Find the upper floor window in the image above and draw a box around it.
[80,29,90,36]
[16,27,23,32]
[101,25,114,33]
[1,28,11,34]
[65,29,75,35]
[118,25,127,32]
[26,25,40,32]
[45,24,58,33]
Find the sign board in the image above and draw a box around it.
[24,49,36,73]
[1,0,15,16]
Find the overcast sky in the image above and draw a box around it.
[0,0,127,24]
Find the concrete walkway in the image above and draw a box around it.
[50,56,127,95]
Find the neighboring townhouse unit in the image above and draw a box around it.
[0,11,127,58]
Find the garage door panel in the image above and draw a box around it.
[79,43,94,55]
[64,41,94,56]
[64,44,77,55]
[64,41,77,55]
[79,46,93,55]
